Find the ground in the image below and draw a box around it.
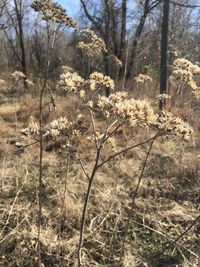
[0,87,200,267]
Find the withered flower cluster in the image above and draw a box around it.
[45,117,79,140]
[20,117,79,151]
[156,111,193,141]
[134,74,152,84]
[78,29,106,58]
[97,92,157,127]
[12,70,26,80]
[171,58,200,100]
[57,71,115,96]
[31,0,77,28]
[57,72,85,93]
[109,55,123,68]
[20,122,39,139]
[89,72,115,91]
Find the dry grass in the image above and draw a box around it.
[0,88,199,267]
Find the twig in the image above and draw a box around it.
[153,214,200,265]
[77,146,102,266]
[122,37,130,90]
[120,136,157,261]
[38,22,59,267]
[131,219,198,258]
[76,155,90,180]
[0,164,28,237]
[98,134,157,169]
[58,155,70,263]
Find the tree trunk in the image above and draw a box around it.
[110,2,118,57]
[119,0,126,61]
[104,0,111,96]
[127,0,150,78]
[159,0,170,110]
[14,0,28,91]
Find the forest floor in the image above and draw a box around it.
[0,89,200,267]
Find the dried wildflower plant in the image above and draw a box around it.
[89,72,115,92]
[0,79,7,91]
[20,121,39,140]
[110,54,123,69]
[134,74,153,84]
[20,117,79,152]
[16,10,196,265]
[57,72,85,94]
[78,29,106,59]
[156,111,193,141]
[171,58,200,100]
[156,94,171,101]
[97,92,156,128]
[12,70,26,80]
[31,0,77,28]
[57,71,115,100]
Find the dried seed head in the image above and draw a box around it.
[98,92,157,127]
[57,72,85,93]
[156,111,193,141]
[156,94,171,101]
[134,74,152,84]
[21,121,39,138]
[12,70,26,79]
[89,72,115,91]
[78,29,106,58]
[171,58,200,100]
[31,0,77,28]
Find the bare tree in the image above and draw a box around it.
[159,0,170,109]
[119,0,127,61]
[3,0,28,91]
[127,0,162,78]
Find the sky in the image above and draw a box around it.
[57,0,80,18]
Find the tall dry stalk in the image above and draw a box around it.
[37,22,62,267]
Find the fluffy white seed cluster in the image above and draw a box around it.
[31,0,77,28]
[57,72,85,93]
[110,55,123,68]
[156,111,193,141]
[89,72,115,91]
[171,58,200,99]
[0,79,7,91]
[45,116,74,139]
[57,71,115,95]
[156,94,171,101]
[12,71,26,80]
[21,122,39,138]
[78,29,106,58]
[134,74,152,84]
[98,92,156,127]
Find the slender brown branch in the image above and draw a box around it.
[120,136,157,261]
[78,146,102,267]
[97,134,158,169]
[131,219,198,258]
[103,120,125,143]
[38,22,60,267]
[153,214,200,265]
[89,109,99,150]
[76,155,90,180]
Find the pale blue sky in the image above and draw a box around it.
[57,0,80,18]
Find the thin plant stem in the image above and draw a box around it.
[37,22,59,267]
[58,155,70,263]
[77,146,102,267]
[153,214,200,265]
[122,37,130,90]
[98,134,157,169]
[120,135,157,262]
[76,155,90,180]
[130,219,198,258]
